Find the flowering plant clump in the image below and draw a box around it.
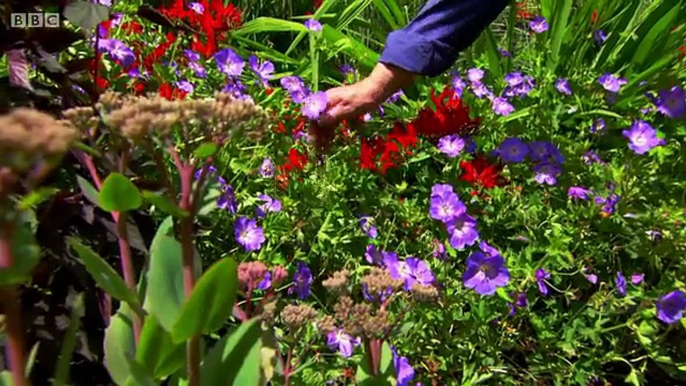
[2,0,686,386]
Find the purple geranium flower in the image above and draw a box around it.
[175,80,194,93]
[432,240,447,260]
[467,68,484,83]
[388,257,435,291]
[214,48,245,76]
[452,76,466,97]
[184,49,200,62]
[535,268,551,295]
[529,141,565,164]
[598,73,627,93]
[582,150,604,165]
[260,158,274,178]
[447,215,480,250]
[302,91,328,119]
[327,328,359,357]
[594,30,607,45]
[471,82,493,99]
[656,291,686,324]
[479,241,500,258]
[590,118,606,134]
[99,39,135,68]
[530,16,548,33]
[555,79,572,95]
[533,162,562,185]
[289,262,312,299]
[499,47,511,57]
[495,137,529,163]
[256,271,271,290]
[508,292,528,316]
[568,186,591,200]
[360,216,377,239]
[582,267,598,284]
[622,120,664,155]
[188,62,207,78]
[188,2,204,14]
[249,55,275,87]
[256,194,281,218]
[462,251,510,296]
[595,193,620,215]
[429,187,466,223]
[391,346,415,386]
[503,72,535,97]
[437,134,465,158]
[631,273,644,285]
[217,184,237,214]
[304,19,322,32]
[234,217,266,252]
[365,244,384,266]
[616,272,627,297]
[492,97,515,116]
[653,86,686,119]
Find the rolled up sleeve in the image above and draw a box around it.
[379,0,509,77]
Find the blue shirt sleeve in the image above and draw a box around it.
[379,0,509,77]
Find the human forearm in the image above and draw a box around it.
[361,62,415,105]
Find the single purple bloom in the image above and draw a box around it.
[654,86,686,119]
[555,79,572,95]
[568,186,591,200]
[256,271,272,290]
[304,19,322,32]
[467,68,484,83]
[598,73,627,93]
[100,39,135,69]
[496,137,529,163]
[234,217,265,252]
[470,82,493,99]
[508,291,528,316]
[302,91,328,120]
[530,16,548,33]
[259,158,274,178]
[462,251,510,296]
[535,268,551,296]
[505,72,524,87]
[622,120,664,155]
[214,48,245,77]
[452,76,466,97]
[256,194,281,218]
[175,80,194,93]
[656,291,686,324]
[382,251,399,268]
[429,186,466,224]
[365,244,384,265]
[529,141,565,164]
[388,257,434,291]
[447,214,479,250]
[585,273,598,284]
[431,183,454,198]
[280,76,306,92]
[582,150,604,165]
[630,273,644,285]
[185,61,205,78]
[498,47,511,57]
[184,49,200,62]
[533,162,562,186]
[188,2,204,14]
[289,262,312,299]
[327,328,359,357]
[391,346,415,386]
[362,112,373,122]
[492,97,515,116]
[479,241,500,258]
[217,184,237,214]
[437,134,465,158]
[432,240,447,260]
[590,118,606,134]
[293,130,311,142]
[385,89,404,104]
[646,230,662,242]
[248,55,275,87]
[503,72,535,98]
[360,216,377,239]
[340,64,356,77]
[616,272,627,297]
[594,30,607,45]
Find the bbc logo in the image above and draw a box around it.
[10,13,60,28]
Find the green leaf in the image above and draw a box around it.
[124,357,156,386]
[99,173,143,212]
[233,17,308,35]
[379,341,394,376]
[54,293,85,386]
[63,1,110,31]
[200,319,262,386]
[136,315,186,379]
[171,258,239,342]
[142,191,188,218]
[0,220,40,285]
[69,238,140,308]
[18,187,59,210]
[144,230,185,332]
[194,142,218,159]
[77,175,100,206]
[0,371,13,385]
[104,304,136,386]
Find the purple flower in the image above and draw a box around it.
[437,134,465,158]
[429,187,466,224]
[471,82,493,99]
[598,73,627,93]
[432,240,447,260]
[249,55,275,87]
[582,267,598,284]
[280,76,310,103]
[302,91,328,120]
[555,79,572,95]
[529,141,565,164]
[289,262,312,299]
[304,19,322,32]
[452,76,466,97]
[447,215,480,250]
[595,193,620,215]
[234,217,266,252]
[616,272,627,297]
[646,230,662,242]
[495,137,529,163]
[260,158,274,178]
[175,80,194,93]
[217,184,238,214]
[656,291,686,324]
[365,244,384,265]
[256,271,271,290]
[594,30,607,45]
[530,16,548,33]
[388,257,435,291]
[382,251,399,268]
[256,194,281,218]
[214,48,245,76]
[385,89,404,104]
[535,268,551,296]
[498,47,511,57]
[327,328,359,357]
[654,86,686,119]
[188,2,204,14]
[222,78,248,99]
[362,282,392,302]
[622,120,664,155]
[568,186,591,200]
[188,62,207,78]
[462,251,510,296]
[582,150,604,165]
[99,39,135,68]
[533,162,562,186]
[184,49,200,62]
[508,292,528,316]
[360,216,377,239]
[492,97,515,116]
[503,72,535,98]
[630,273,644,285]
[479,241,500,258]
[467,68,484,83]
[590,118,606,134]
[391,346,415,386]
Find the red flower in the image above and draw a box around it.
[287,148,308,171]
[591,10,598,24]
[679,46,686,58]
[121,21,143,35]
[409,85,480,141]
[158,82,187,100]
[313,0,323,9]
[459,156,507,194]
[515,1,533,20]
[359,122,417,174]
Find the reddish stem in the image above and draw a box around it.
[283,346,294,386]
[114,211,141,343]
[244,284,254,319]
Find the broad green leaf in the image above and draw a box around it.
[104,304,136,386]
[200,319,262,386]
[355,343,393,385]
[142,191,188,218]
[194,142,218,159]
[124,357,156,386]
[171,258,239,342]
[69,238,140,308]
[136,315,185,379]
[144,232,185,332]
[379,341,394,376]
[0,220,40,285]
[98,173,143,212]
[0,372,12,385]
[64,1,110,31]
